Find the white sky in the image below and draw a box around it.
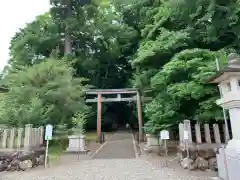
[0,0,50,71]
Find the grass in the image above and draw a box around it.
[48,131,114,163]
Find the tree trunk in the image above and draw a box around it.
[64,0,73,55]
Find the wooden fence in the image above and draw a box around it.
[179,120,230,145]
[0,124,44,150]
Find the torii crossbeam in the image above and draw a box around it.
[85,88,152,142]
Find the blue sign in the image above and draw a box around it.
[45,124,53,140]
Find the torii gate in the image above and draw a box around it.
[85,88,151,142]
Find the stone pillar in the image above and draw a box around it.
[39,126,44,145]
[195,123,202,144]
[204,124,211,143]
[9,128,16,149]
[227,108,240,148]
[24,124,32,149]
[2,129,8,148]
[222,124,228,143]
[35,128,39,147]
[183,120,192,143]
[213,124,221,144]
[34,128,38,147]
[179,123,184,143]
[36,128,40,147]
[29,126,33,147]
[17,128,23,150]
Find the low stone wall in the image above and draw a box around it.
[177,120,229,171]
[0,124,45,172]
[0,147,45,171]
[178,143,219,171]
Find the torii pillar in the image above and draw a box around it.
[137,90,144,142]
[97,93,102,142]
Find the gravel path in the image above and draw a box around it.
[93,131,136,159]
[0,158,214,180]
[0,131,216,180]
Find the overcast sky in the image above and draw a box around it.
[0,0,50,71]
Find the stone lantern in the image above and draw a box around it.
[209,53,240,180]
[210,53,240,149]
[211,53,240,149]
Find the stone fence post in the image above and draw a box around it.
[184,120,192,144]
[24,124,32,149]
[179,123,184,143]
[39,126,44,146]
[2,129,8,148]
[9,128,16,149]
[195,123,202,144]
[213,124,221,144]
[17,128,23,150]
[204,124,211,143]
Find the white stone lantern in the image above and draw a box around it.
[210,53,240,149]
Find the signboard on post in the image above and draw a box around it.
[160,130,169,167]
[44,124,53,168]
[45,124,53,140]
[160,130,169,140]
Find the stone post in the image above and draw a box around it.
[9,128,16,149]
[17,128,23,150]
[184,120,192,143]
[34,128,38,147]
[222,124,228,143]
[2,129,8,148]
[24,124,32,149]
[39,126,44,146]
[32,128,37,147]
[195,123,202,144]
[36,128,39,147]
[30,126,34,147]
[179,123,184,143]
[204,124,211,143]
[213,124,221,144]
[0,128,2,147]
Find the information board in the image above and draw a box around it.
[184,130,189,140]
[45,124,53,140]
[160,130,169,140]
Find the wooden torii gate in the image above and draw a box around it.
[85,88,151,142]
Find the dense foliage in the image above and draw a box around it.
[1,0,240,133]
[122,0,240,133]
[0,59,88,127]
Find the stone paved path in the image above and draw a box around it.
[93,131,136,159]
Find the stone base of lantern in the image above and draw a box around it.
[226,139,240,149]
[66,135,88,153]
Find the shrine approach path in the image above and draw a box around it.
[0,131,213,180]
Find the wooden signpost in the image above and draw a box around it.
[160,130,169,167]
[45,124,53,168]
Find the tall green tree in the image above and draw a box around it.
[0,59,88,126]
[6,1,139,129]
[125,0,240,133]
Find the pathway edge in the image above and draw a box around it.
[132,133,139,159]
[91,133,114,159]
